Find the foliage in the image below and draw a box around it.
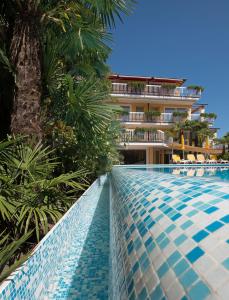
[44,76,120,177]
[135,127,157,133]
[128,81,146,92]
[161,84,177,90]
[169,120,215,147]
[172,111,188,118]
[187,85,204,92]
[145,111,161,117]
[215,132,229,156]
[200,112,217,119]
[0,137,87,278]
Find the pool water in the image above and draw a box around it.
[126,165,229,181]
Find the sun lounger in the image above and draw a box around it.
[187,154,198,164]
[172,154,189,164]
[196,154,206,164]
[206,155,218,164]
[218,158,229,164]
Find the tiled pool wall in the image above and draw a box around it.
[110,167,229,300]
[0,176,110,300]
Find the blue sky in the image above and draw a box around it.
[108,0,229,137]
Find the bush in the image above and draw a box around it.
[0,137,87,280]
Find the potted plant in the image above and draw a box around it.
[208,112,217,119]
[187,85,204,95]
[128,82,145,93]
[151,111,161,117]
[200,113,208,118]
[172,111,188,121]
[145,110,161,121]
[200,112,217,121]
[161,84,177,90]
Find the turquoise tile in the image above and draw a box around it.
[180,269,198,289]
[188,281,211,300]
[174,234,188,246]
[222,258,229,270]
[150,285,163,299]
[181,220,193,230]
[158,262,169,278]
[167,251,182,267]
[173,259,189,277]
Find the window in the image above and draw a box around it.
[136,106,144,112]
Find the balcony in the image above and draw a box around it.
[111,83,201,99]
[191,114,215,124]
[120,131,165,143]
[119,112,173,123]
[119,112,198,124]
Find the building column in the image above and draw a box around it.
[188,108,192,120]
[160,150,165,164]
[146,147,154,164]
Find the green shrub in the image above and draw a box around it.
[0,137,87,279]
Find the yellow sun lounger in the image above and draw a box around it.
[196,154,206,163]
[187,154,197,164]
[172,154,189,164]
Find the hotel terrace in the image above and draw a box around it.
[109,74,219,164]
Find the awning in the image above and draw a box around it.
[168,143,223,154]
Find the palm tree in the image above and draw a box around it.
[215,132,229,154]
[0,0,134,138]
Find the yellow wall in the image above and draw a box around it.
[119,102,192,113]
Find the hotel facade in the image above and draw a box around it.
[109,74,217,164]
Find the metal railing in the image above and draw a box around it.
[118,112,200,123]
[111,83,201,98]
[118,112,173,123]
[120,131,165,143]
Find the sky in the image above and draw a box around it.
[107,0,229,137]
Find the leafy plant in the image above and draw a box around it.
[161,84,177,90]
[200,112,217,119]
[172,111,188,118]
[128,81,145,92]
[187,85,204,92]
[0,137,88,279]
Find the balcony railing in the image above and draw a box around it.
[120,131,165,143]
[119,112,200,123]
[111,83,201,98]
[119,112,173,123]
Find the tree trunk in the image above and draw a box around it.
[10,4,42,140]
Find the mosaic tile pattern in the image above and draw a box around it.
[0,176,109,300]
[110,167,229,300]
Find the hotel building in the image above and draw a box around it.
[109,74,217,164]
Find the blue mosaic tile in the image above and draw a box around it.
[192,230,209,242]
[186,247,205,264]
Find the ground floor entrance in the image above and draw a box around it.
[120,148,168,164]
[120,150,146,164]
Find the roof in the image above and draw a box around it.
[108,74,186,86]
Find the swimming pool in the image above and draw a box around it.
[122,165,229,181]
[0,166,229,300]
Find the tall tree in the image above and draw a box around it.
[0,0,134,138]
